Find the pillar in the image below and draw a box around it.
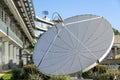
[3,41,9,69]
[16,48,19,65]
[114,46,118,59]
[22,50,26,65]
[13,47,17,63]
[4,42,9,64]
[9,44,13,63]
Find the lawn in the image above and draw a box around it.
[0,70,12,80]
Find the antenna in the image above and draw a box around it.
[42,11,49,18]
[33,14,114,76]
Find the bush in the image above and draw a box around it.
[82,69,93,79]
[28,73,43,80]
[23,64,39,75]
[23,64,71,80]
[82,65,107,79]
[49,75,70,80]
[92,65,107,74]
[99,71,120,80]
[23,64,49,80]
[11,67,24,80]
[0,78,3,80]
[82,64,120,80]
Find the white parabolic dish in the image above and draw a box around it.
[33,14,114,76]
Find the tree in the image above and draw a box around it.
[113,28,120,35]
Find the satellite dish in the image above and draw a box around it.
[42,11,49,15]
[33,14,114,76]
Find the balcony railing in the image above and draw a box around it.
[0,20,23,47]
[0,20,7,33]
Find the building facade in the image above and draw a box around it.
[99,35,120,72]
[0,0,35,70]
[35,16,54,37]
[112,35,120,59]
[104,35,120,60]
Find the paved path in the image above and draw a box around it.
[0,73,5,77]
[0,72,5,77]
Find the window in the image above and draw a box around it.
[0,5,2,20]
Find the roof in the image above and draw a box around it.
[13,0,36,38]
[100,59,120,64]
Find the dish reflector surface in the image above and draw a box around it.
[33,14,114,75]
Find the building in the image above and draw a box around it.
[34,16,54,37]
[0,0,35,70]
[101,35,120,64]
[99,34,120,72]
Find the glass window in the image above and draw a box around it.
[0,5,2,20]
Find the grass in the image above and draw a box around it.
[0,70,12,80]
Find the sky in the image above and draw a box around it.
[33,0,120,31]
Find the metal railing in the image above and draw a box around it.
[8,28,23,47]
[0,20,7,33]
[0,20,23,47]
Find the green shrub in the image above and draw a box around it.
[0,78,3,80]
[82,69,93,79]
[83,67,120,80]
[49,75,70,80]
[23,64,39,75]
[11,67,24,80]
[99,71,120,80]
[28,73,43,80]
[82,65,107,79]
[93,65,107,74]
[23,64,49,80]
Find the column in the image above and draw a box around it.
[109,49,112,59]
[23,57,27,65]
[13,47,17,64]
[19,49,23,67]
[16,48,19,65]
[22,50,26,65]
[9,44,13,62]
[3,41,9,69]
[114,46,118,59]
[4,42,9,64]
